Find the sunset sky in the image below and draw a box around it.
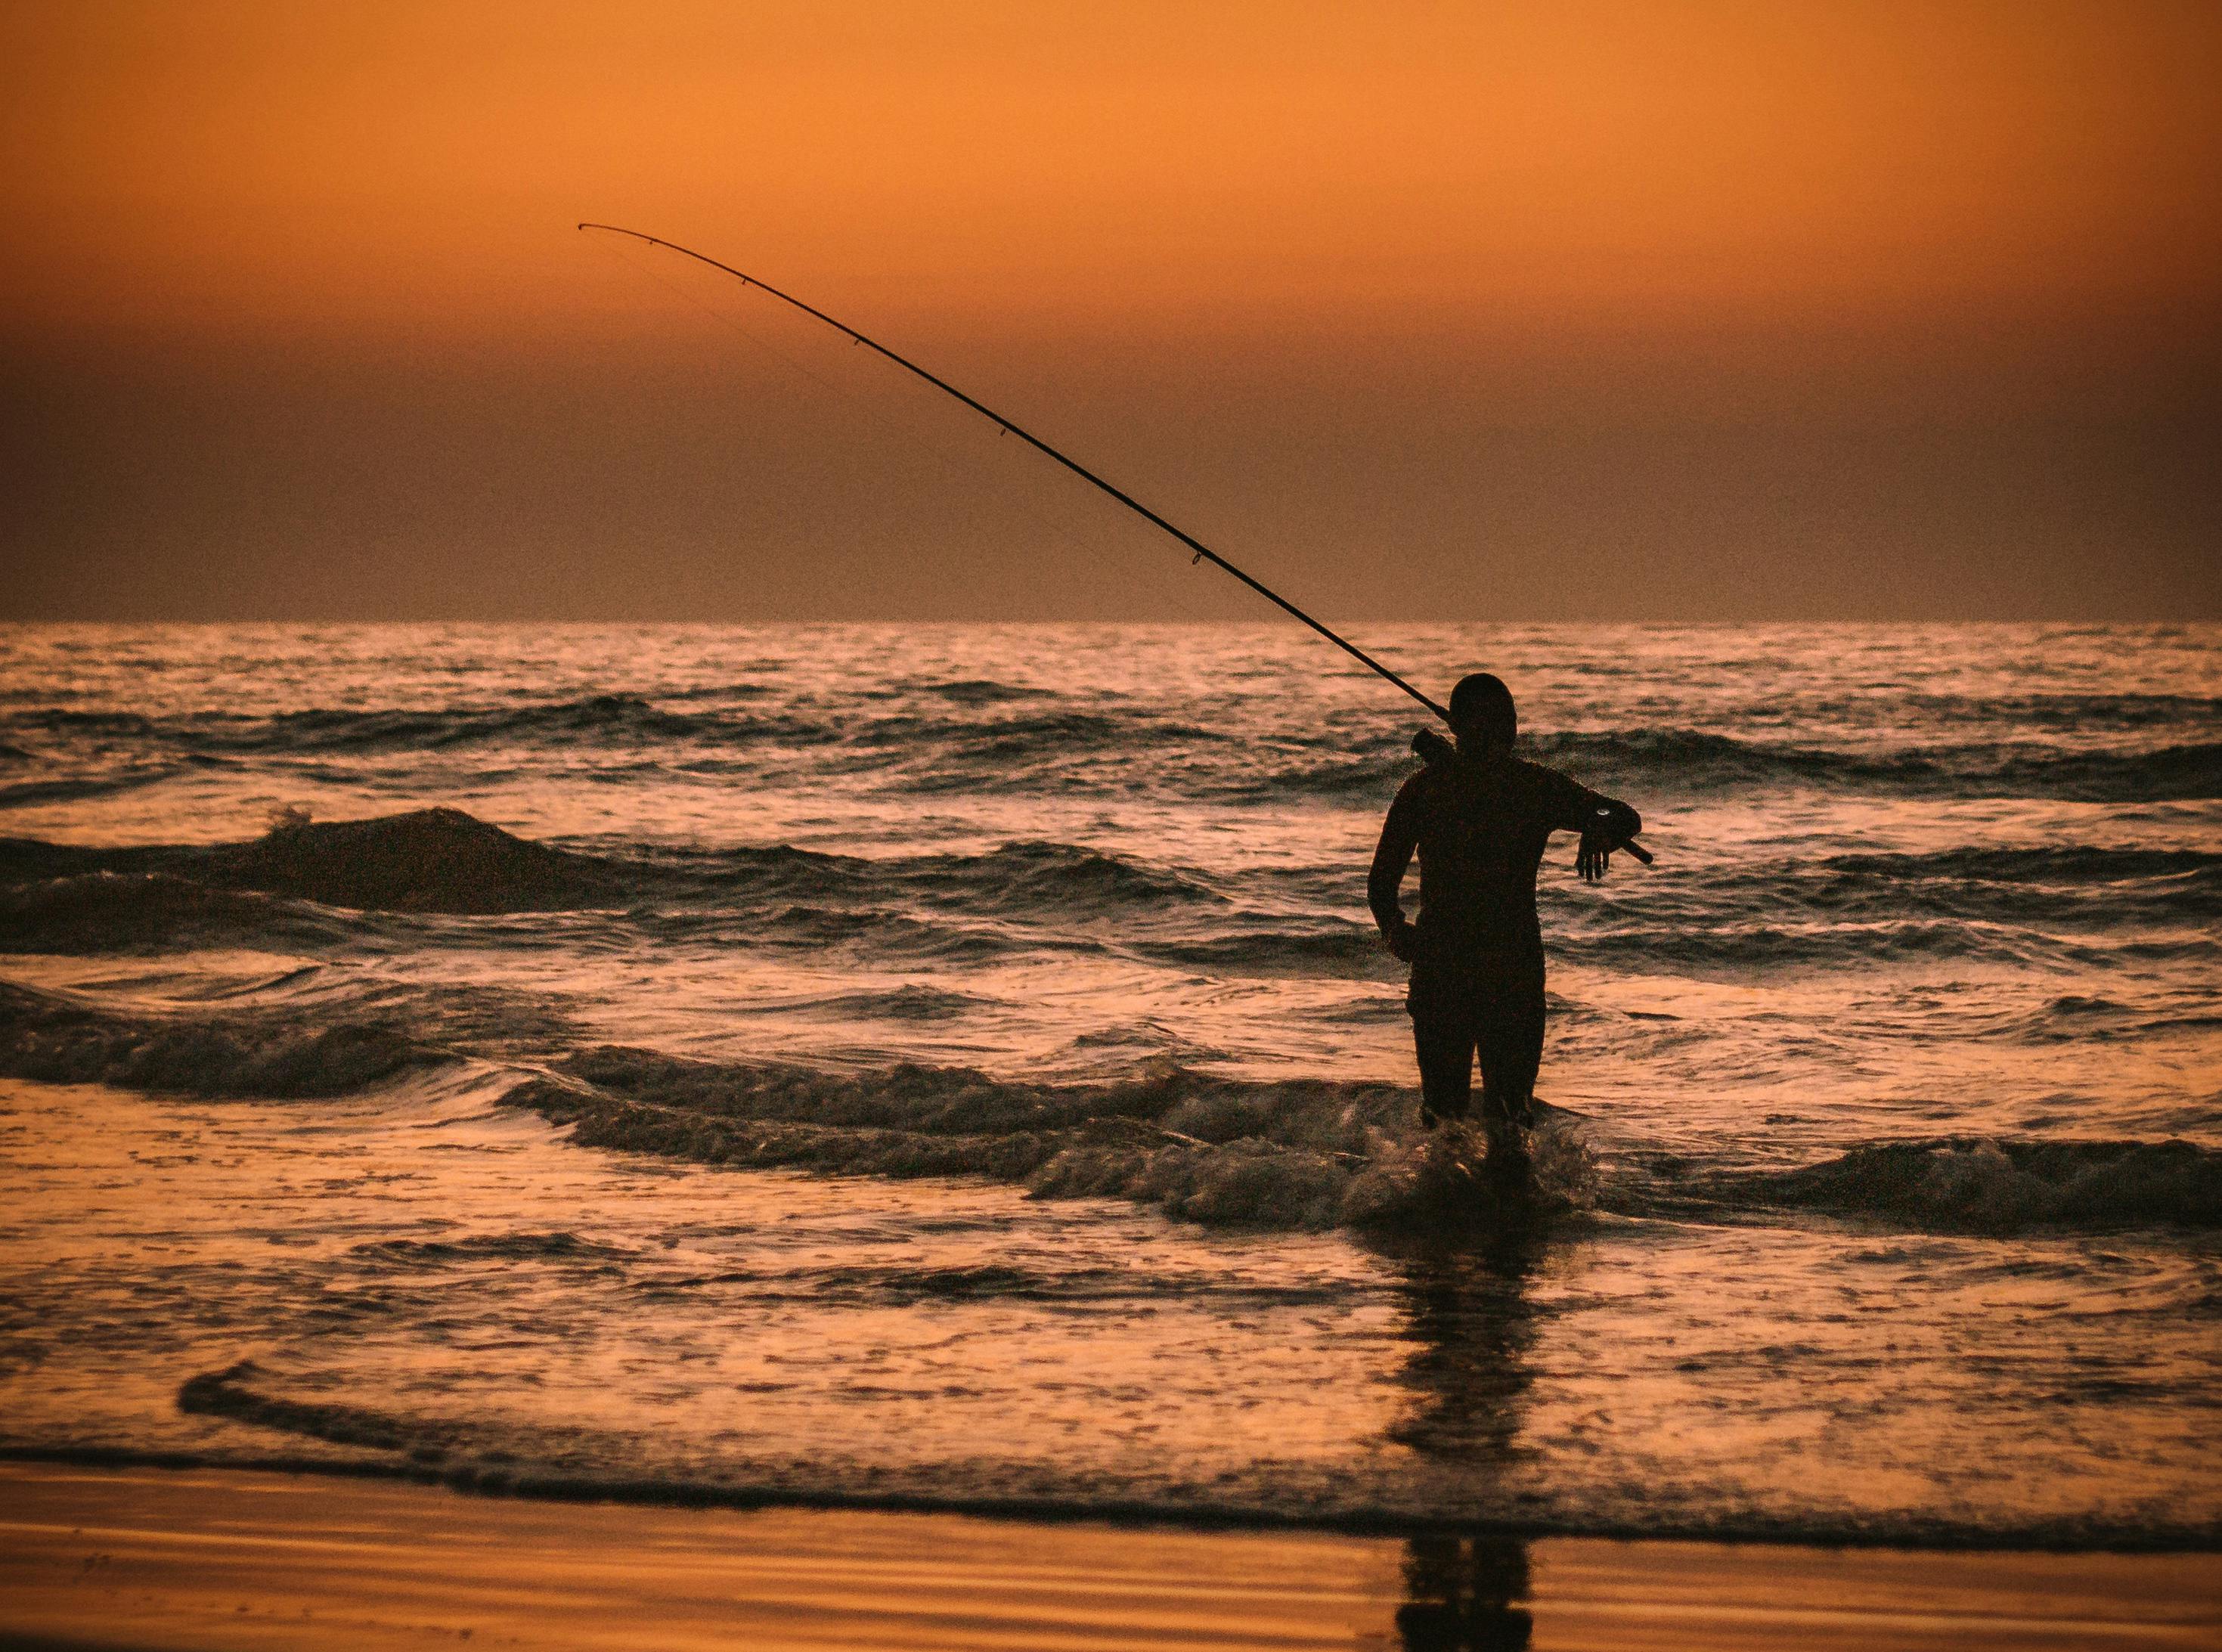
[5,0,2216,622]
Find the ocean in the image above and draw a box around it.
[2,620,2216,1548]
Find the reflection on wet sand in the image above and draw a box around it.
[1387,1229,1546,1650]
[7,1461,2212,1652]
[1397,1534,1532,1651]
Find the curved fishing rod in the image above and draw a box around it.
[578,222,1449,721]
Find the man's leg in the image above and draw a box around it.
[1409,1005,1477,1130]
[1474,985,1546,1162]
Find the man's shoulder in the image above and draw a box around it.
[1398,752,1567,788]
[1393,752,1568,811]
[1505,753,1578,789]
[1390,765,1442,810]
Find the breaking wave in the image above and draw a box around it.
[505,1045,1452,1232]
[0,814,1220,931]
[0,809,621,917]
[11,972,2205,1238]
[0,982,1587,1232]
[509,1052,2222,1235]
[144,1356,2222,1548]
[1713,1138,2222,1232]
[0,871,357,955]
[0,979,432,1099]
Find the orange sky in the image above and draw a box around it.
[2,0,2217,621]
[7,0,2217,336]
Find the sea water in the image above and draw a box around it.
[1,621,2215,1545]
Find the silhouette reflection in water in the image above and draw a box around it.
[1384,1230,1545,1650]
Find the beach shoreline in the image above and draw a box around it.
[4,1441,2216,1555]
[3,1461,2214,1651]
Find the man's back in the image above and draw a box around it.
[1371,752,1635,968]
[1402,755,1587,949]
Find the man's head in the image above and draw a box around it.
[1449,671,1517,755]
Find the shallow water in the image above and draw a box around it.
[1,621,2216,1544]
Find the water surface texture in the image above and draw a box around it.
[2,621,2216,1545]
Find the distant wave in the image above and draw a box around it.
[1902,690,2222,732]
[0,815,1215,918]
[1213,730,2222,804]
[0,808,621,918]
[13,693,2217,803]
[801,983,999,1022]
[8,809,2216,981]
[699,837,1224,916]
[1556,921,2217,975]
[1820,845,2222,882]
[1796,846,2222,927]
[5,697,1207,770]
[0,767,189,808]
[1518,731,2222,804]
[1135,927,1384,975]
[8,696,820,757]
[1548,845,2222,956]
[351,1231,634,1268]
[868,677,1057,706]
[1681,845,2222,924]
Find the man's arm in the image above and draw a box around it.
[1551,774,1642,884]
[1368,778,1424,960]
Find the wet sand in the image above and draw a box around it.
[0,1463,2213,1650]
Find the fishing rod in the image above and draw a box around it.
[578,223,1651,863]
[579,222,1447,720]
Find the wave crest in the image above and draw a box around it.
[0,981,431,1099]
[0,816,1224,938]
[1724,1138,2222,1232]
[507,1046,1598,1232]
[5,980,2208,1238]
[1522,730,2222,803]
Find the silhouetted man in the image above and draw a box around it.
[1369,673,1641,1168]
